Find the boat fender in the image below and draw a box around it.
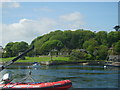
[1,73,12,84]
[2,73,11,81]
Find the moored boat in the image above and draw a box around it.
[0,80,72,90]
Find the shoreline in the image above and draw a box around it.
[0,56,106,65]
[40,60,105,65]
[1,61,119,67]
[0,60,105,66]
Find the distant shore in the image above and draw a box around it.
[40,60,105,66]
[0,56,106,66]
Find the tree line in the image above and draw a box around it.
[2,29,120,60]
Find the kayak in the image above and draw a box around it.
[0,80,72,90]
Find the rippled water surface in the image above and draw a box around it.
[0,64,119,88]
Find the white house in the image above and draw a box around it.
[108,55,120,62]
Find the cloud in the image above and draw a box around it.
[60,12,82,22]
[1,12,85,47]
[2,18,57,46]
[2,2,20,8]
[59,12,84,29]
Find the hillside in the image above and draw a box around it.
[3,29,120,60]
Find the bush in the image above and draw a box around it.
[84,54,93,60]
[69,49,85,60]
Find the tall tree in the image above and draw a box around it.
[95,31,108,45]
[11,41,28,56]
[61,30,72,49]
[114,40,120,54]
[69,49,86,60]
[3,42,14,57]
[114,25,120,31]
[97,45,108,60]
[107,31,119,47]
[3,41,28,57]
[40,40,63,54]
[83,39,98,58]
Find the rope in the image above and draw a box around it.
[19,71,35,83]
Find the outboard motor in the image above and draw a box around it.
[0,73,12,84]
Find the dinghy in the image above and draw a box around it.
[0,80,72,90]
[32,62,40,68]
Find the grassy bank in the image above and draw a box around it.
[0,56,70,63]
[0,56,106,63]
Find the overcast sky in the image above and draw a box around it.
[0,1,119,47]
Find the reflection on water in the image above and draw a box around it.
[0,64,119,88]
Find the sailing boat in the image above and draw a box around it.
[0,46,72,90]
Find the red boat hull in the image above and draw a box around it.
[0,80,72,90]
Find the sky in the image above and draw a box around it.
[0,1,119,47]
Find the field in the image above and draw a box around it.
[0,56,106,64]
[0,56,70,63]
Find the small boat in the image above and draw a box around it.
[32,62,39,66]
[31,62,40,68]
[0,80,72,90]
[32,62,40,67]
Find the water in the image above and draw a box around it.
[0,64,119,88]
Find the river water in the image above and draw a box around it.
[0,64,119,89]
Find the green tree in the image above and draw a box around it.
[3,41,28,57]
[69,49,85,60]
[114,25,120,31]
[114,40,120,54]
[3,42,14,57]
[49,30,63,41]
[97,45,108,60]
[40,40,63,54]
[69,31,80,49]
[107,31,119,47]
[11,41,28,56]
[62,30,72,49]
[83,39,98,59]
[32,29,96,55]
[75,29,95,48]
[95,31,108,45]
[83,39,98,51]
[84,54,93,60]
[34,34,51,55]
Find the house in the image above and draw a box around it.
[48,48,88,56]
[77,49,88,54]
[48,49,58,56]
[108,47,120,62]
[108,55,120,62]
[48,48,71,56]
[58,48,71,56]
